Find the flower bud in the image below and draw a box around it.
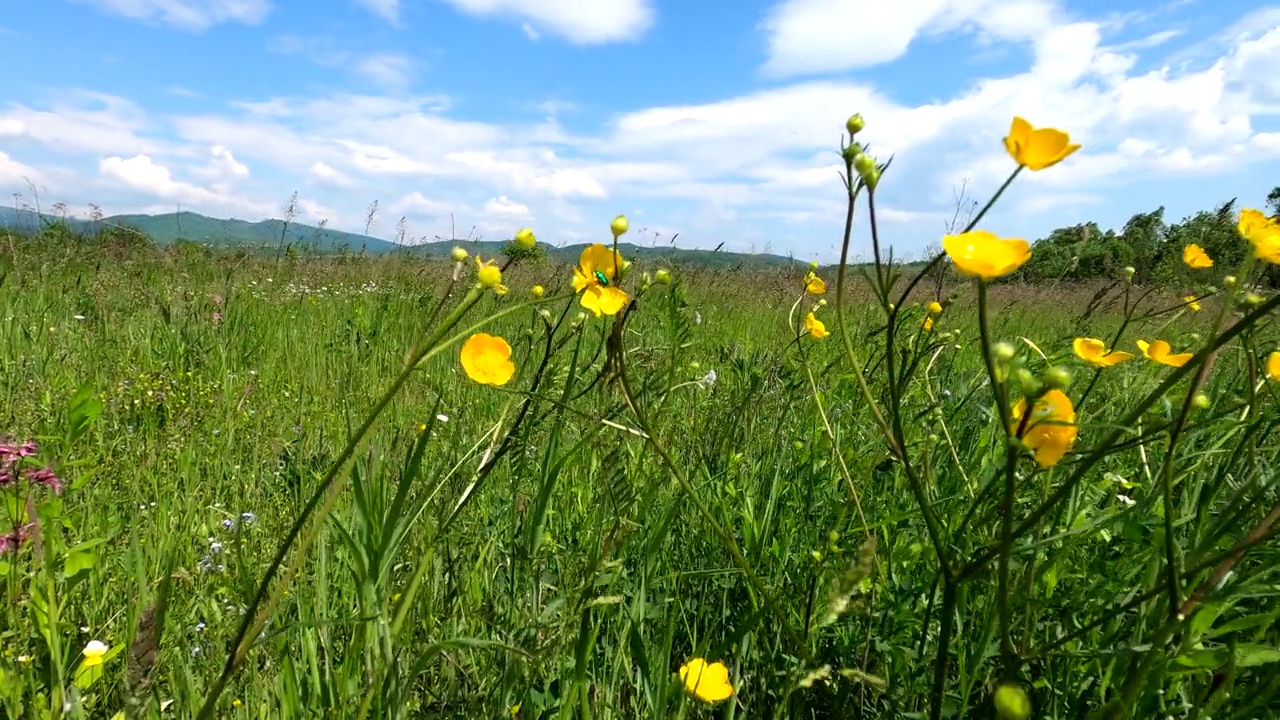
[827,530,840,545]
[1243,292,1264,307]
[817,298,828,307]
[1224,275,1238,290]
[861,167,880,191]
[927,301,943,316]
[846,113,865,136]
[1014,368,1040,396]
[994,684,1031,720]
[451,246,469,262]
[1192,393,1210,410]
[610,215,629,238]
[810,550,824,563]
[993,342,1016,362]
[514,227,536,249]
[1043,366,1071,391]
[621,259,633,275]
[538,309,552,321]
[689,361,701,371]
[531,284,545,299]
[853,153,876,177]
[810,260,820,270]
[655,268,671,285]
[1123,266,1135,282]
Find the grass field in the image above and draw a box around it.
[3,126,1280,720]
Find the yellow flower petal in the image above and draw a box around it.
[942,230,1031,280]
[1072,337,1132,368]
[1003,116,1080,171]
[1137,339,1192,368]
[579,285,629,317]
[927,301,943,316]
[1183,295,1201,312]
[679,659,734,703]
[460,333,515,386]
[805,272,826,295]
[1183,244,1213,269]
[1239,208,1280,264]
[1267,351,1280,382]
[805,312,828,339]
[1011,389,1077,468]
[81,640,109,668]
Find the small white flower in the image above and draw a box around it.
[240,512,257,525]
[73,314,86,321]
[693,310,702,326]
[436,413,450,423]
[697,370,718,390]
[1117,495,1136,506]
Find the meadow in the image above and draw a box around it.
[2,116,1280,719]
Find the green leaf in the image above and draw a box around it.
[1235,644,1280,668]
[1174,647,1228,669]
[66,384,102,446]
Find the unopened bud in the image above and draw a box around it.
[1123,266,1135,282]
[530,284,545,299]
[451,246,468,262]
[574,312,586,324]
[538,309,552,321]
[1192,393,1211,410]
[994,683,1031,720]
[810,260,820,270]
[861,167,881,190]
[513,227,536,250]
[610,215,629,238]
[1044,366,1071,391]
[1243,292,1264,307]
[853,153,876,177]
[993,342,1016,362]
[1014,368,1040,396]
[845,113,865,136]
[1224,275,1238,290]
[655,268,671,285]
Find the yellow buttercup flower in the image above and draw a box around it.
[1003,117,1080,171]
[1182,244,1213,269]
[927,301,943,316]
[1238,208,1280,264]
[805,312,828,339]
[1072,338,1132,368]
[572,244,629,317]
[1011,389,1077,468]
[1183,295,1201,312]
[942,230,1030,280]
[804,271,826,295]
[460,333,515,386]
[475,256,508,295]
[679,658,734,703]
[1267,351,1280,382]
[530,284,545,299]
[81,640,108,668]
[923,316,934,332]
[1137,339,1193,368]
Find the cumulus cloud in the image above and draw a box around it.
[438,0,653,44]
[484,195,531,217]
[71,0,271,30]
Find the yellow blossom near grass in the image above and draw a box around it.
[923,316,934,332]
[1183,295,1202,311]
[927,301,943,316]
[1137,339,1193,368]
[1011,389,1077,467]
[81,640,108,668]
[460,333,515,386]
[679,658,734,703]
[572,244,629,317]
[475,256,508,295]
[1002,117,1080,171]
[1267,351,1280,382]
[1238,208,1280,264]
[805,312,828,339]
[804,271,826,295]
[1183,244,1213,269]
[942,230,1031,280]
[1073,338,1133,367]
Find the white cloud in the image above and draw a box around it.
[355,0,398,22]
[202,145,250,180]
[0,151,42,186]
[308,161,355,188]
[521,22,540,40]
[484,195,531,217]
[71,0,271,30]
[100,154,219,203]
[0,118,24,137]
[355,53,415,88]
[446,151,607,198]
[760,0,1057,77]
[439,0,653,44]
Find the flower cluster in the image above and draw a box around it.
[1,436,62,555]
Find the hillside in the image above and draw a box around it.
[0,207,804,269]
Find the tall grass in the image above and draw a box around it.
[2,115,1279,719]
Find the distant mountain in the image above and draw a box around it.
[0,207,804,268]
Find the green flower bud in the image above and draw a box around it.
[994,684,1031,720]
[1192,393,1210,410]
[655,268,672,285]
[1123,266,1136,282]
[610,215,629,238]
[1044,366,1071,391]
[993,342,1016,362]
[451,246,469,262]
[846,113,865,136]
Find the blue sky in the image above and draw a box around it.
[0,0,1277,260]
